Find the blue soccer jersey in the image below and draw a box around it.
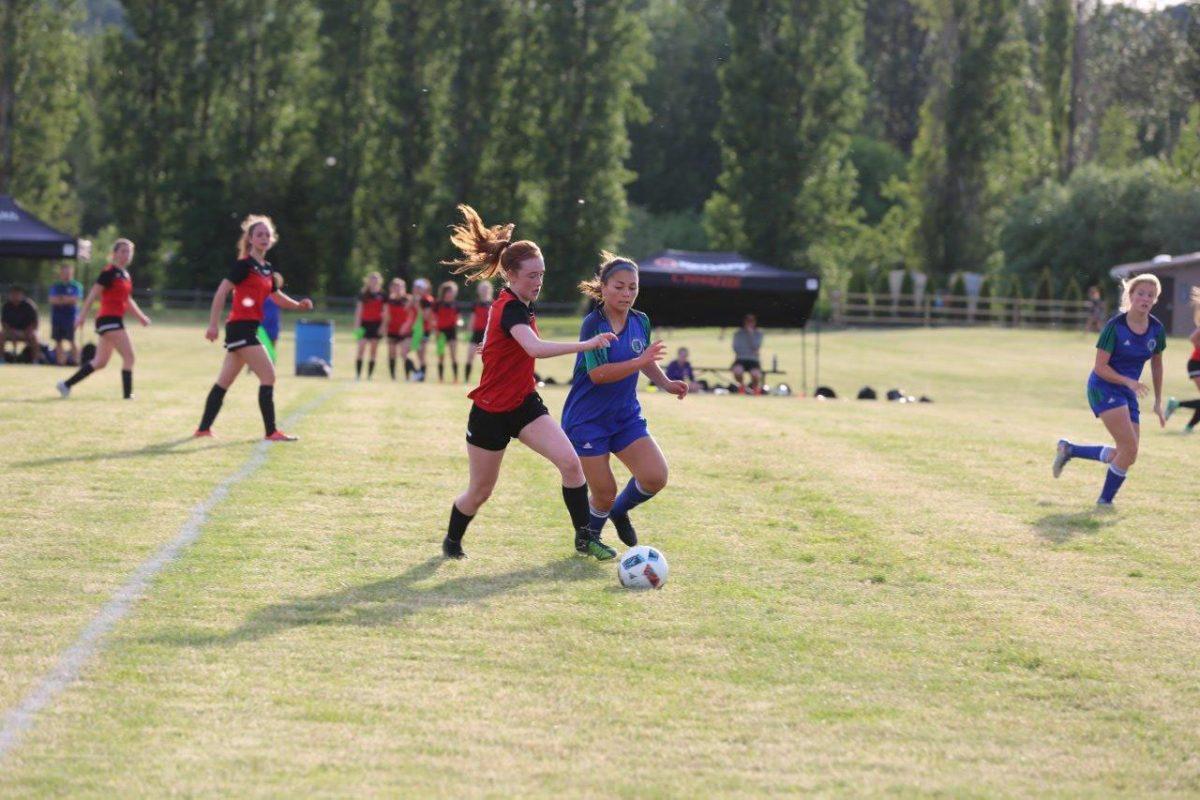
[561,308,651,433]
[1092,312,1166,383]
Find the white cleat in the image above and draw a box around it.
[56,381,70,399]
[1052,439,1071,478]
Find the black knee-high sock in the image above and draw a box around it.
[258,385,276,435]
[198,384,226,431]
[1190,408,1200,429]
[452,363,459,381]
[389,357,396,379]
[355,359,362,378]
[368,359,376,378]
[447,503,474,543]
[121,369,132,398]
[438,362,444,381]
[1179,399,1200,409]
[64,362,94,387]
[465,362,472,382]
[562,484,590,534]
[404,358,414,378]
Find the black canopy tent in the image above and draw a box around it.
[0,195,78,259]
[634,250,823,395]
[634,250,819,328]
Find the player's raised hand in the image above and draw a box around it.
[639,339,667,365]
[585,331,618,350]
[664,379,688,400]
[299,298,314,311]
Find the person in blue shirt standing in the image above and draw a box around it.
[1053,274,1167,506]
[561,253,689,547]
[49,263,84,365]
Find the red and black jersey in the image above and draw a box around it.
[227,257,275,323]
[1192,345,1200,362]
[360,290,386,323]
[95,264,133,318]
[386,297,409,334]
[471,301,492,332]
[468,287,538,413]
[433,300,459,330]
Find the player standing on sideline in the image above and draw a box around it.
[410,277,434,381]
[465,280,493,384]
[1165,287,1200,433]
[49,263,84,366]
[562,254,687,547]
[193,215,313,440]
[1053,274,1166,506]
[354,271,386,380]
[385,277,410,381]
[57,239,151,399]
[432,280,461,382]
[439,205,617,560]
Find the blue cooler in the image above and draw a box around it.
[295,319,334,376]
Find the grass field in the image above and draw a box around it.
[2,316,1199,796]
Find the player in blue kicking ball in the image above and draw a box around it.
[562,253,689,547]
[1053,274,1166,507]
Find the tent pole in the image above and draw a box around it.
[801,326,808,397]
[814,309,821,393]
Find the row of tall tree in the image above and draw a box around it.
[4,0,1200,299]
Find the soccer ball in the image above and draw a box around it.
[617,545,669,590]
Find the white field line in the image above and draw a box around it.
[0,390,333,763]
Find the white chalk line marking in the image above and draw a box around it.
[0,389,334,763]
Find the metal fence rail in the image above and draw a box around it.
[830,291,1094,328]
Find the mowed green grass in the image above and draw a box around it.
[2,317,1199,797]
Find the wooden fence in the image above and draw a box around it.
[829,290,1094,328]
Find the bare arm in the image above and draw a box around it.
[1151,353,1164,403]
[589,340,667,385]
[510,324,616,359]
[1190,328,1200,349]
[126,297,151,325]
[273,290,312,311]
[206,280,233,340]
[353,300,362,328]
[1092,349,1142,393]
[75,285,101,327]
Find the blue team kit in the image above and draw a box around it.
[561,308,653,456]
[1085,312,1166,424]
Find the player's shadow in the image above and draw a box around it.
[11,436,253,468]
[166,554,598,646]
[1033,509,1118,544]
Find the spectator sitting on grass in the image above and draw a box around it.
[2,285,44,363]
[665,346,702,393]
[731,313,763,394]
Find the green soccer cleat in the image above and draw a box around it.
[1052,439,1071,479]
[575,530,616,560]
[1165,397,1180,421]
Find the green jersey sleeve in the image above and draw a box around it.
[1096,319,1117,354]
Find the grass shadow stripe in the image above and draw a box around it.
[0,388,336,764]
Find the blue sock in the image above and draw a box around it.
[1069,443,1111,462]
[611,478,655,520]
[1098,464,1127,504]
[588,505,609,534]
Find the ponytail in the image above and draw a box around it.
[443,204,540,283]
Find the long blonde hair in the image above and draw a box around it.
[578,251,638,302]
[1119,273,1162,312]
[443,204,541,283]
[361,271,382,293]
[237,215,278,259]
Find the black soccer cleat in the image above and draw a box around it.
[610,512,637,547]
[575,529,617,560]
[442,536,466,559]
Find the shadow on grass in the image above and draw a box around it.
[1033,509,1118,544]
[160,554,600,646]
[12,436,255,468]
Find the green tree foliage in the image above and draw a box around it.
[909,0,1035,278]
[627,0,727,213]
[0,0,85,229]
[847,136,906,225]
[1041,0,1072,179]
[1094,105,1139,169]
[532,0,649,299]
[705,0,864,270]
[1000,162,1200,289]
[862,0,928,155]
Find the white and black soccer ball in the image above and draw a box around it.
[617,545,669,590]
